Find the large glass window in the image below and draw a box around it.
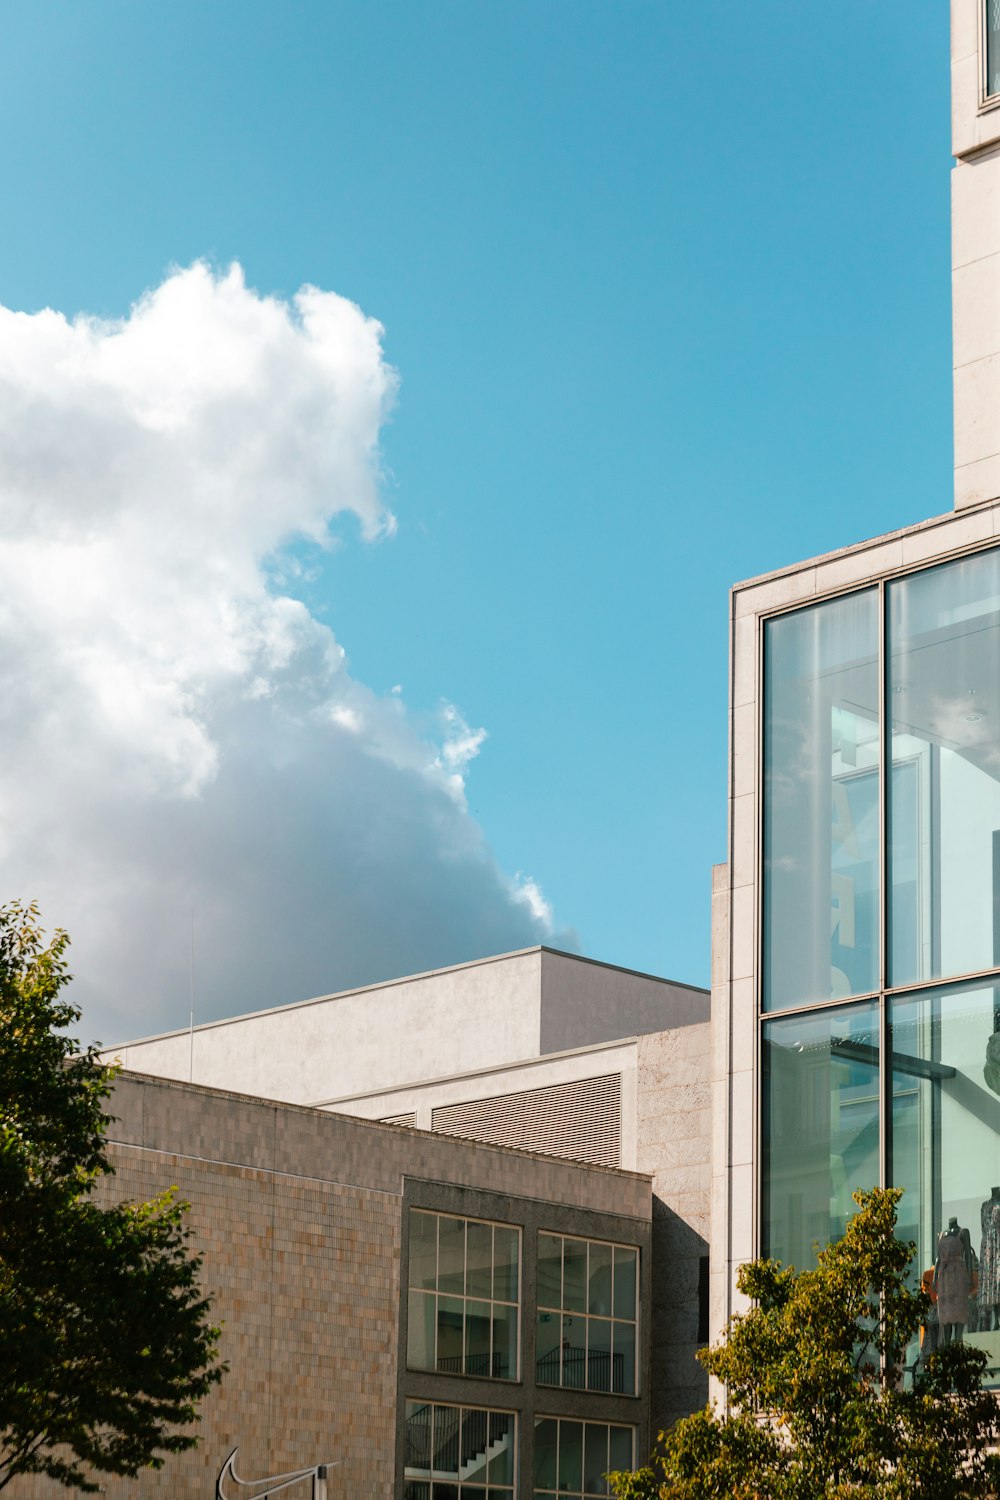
[533,1417,633,1500]
[988,0,1000,99]
[407,1210,520,1380]
[762,1001,880,1269]
[890,979,1000,1386]
[887,548,1000,986]
[404,1400,514,1500]
[536,1234,638,1395]
[763,590,879,1011]
[758,543,1000,1370]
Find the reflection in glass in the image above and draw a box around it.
[890,980,1000,1387]
[887,548,1000,986]
[587,1316,612,1392]
[588,1241,612,1315]
[564,1240,587,1312]
[534,1418,558,1489]
[466,1222,492,1298]
[763,590,879,1011]
[533,1421,634,1500]
[763,1001,879,1268]
[559,1422,583,1494]
[537,1234,562,1306]
[613,1247,636,1320]
[613,1319,636,1395]
[989,0,1000,98]
[494,1227,519,1302]
[535,1311,559,1385]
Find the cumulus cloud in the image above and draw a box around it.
[0,262,568,1043]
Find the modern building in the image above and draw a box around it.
[710,0,1000,1381]
[10,1069,654,1499]
[103,948,713,1437]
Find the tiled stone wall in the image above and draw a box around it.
[6,1072,651,1499]
[635,1022,711,1436]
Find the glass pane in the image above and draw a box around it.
[584,1423,609,1496]
[587,1316,612,1392]
[609,1427,633,1474]
[612,1319,636,1395]
[613,1247,637,1321]
[488,1412,513,1483]
[404,1485,430,1500]
[407,1288,436,1370]
[438,1217,466,1295]
[561,1312,585,1388]
[535,1309,560,1385]
[533,1417,558,1489]
[466,1221,493,1298]
[588,1241,612,1315]
[492,1300,517,1380]
[405,1399,432,1472]
[537,1233,562,1308]
[564,1239,587,1312]
[465,1300,491,1378]
[989,0,1000,98]
[763,590,879,1010]
[762,1000,880,1268]
[460,1408,489,1484]
[434,1487,458,1500]
[464,1491,486,1500]
[493,1226,519,1303]
[410,1210,438,1290]
[432,1404,460,1478]
[887,548,1000,986]
[436,1296,464,1374]
[559,1421,583,1494]
[890,981,1000,1387]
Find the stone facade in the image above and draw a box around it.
[635,1023,711,1435]
[6,1071,652,1499]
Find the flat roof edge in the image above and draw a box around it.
[102,945,707,1052]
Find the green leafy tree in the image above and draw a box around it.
[0,901,224,1493]
[611,1187,1000,1500]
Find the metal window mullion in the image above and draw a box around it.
[879,577,890,1197]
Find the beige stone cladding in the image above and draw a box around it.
[635,1023,710,1436]
[5,1072,651,1499]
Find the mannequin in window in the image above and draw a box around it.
[978,1188,1000,1331]
[935,1217,973,1345]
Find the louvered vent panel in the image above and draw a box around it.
[431,1074,621,1167]
[382,1111,417,1127]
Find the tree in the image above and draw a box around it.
[0,901,224,1493]
[611,1188,1000,1500]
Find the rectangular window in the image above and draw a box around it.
[404,1399,515,1500]
[407,1210,520,1381]
[762,590,879,1011]
[889,979,1000,1388]
[987,0,1000,99]
[535,1233,638,1395]
[533,1417,633,1500]
[762,1000,879,1269]
[887,548,1000,987]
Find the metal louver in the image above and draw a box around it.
[430,1073,622,1167]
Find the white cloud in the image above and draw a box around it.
[0,262,569,1043]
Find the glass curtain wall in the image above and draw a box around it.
[760,545,1000,1384]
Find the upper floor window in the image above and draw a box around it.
[407,1209,520,1380]
[536,1233,638,1395]
[987,0,1000,99]
[761,544,1000,1010]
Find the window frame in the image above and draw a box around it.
[406,1208,522,1383]
[535,1231,640,1397]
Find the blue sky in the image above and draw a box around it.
[0,4,954,1035]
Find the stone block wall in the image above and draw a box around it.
[635,1022,711,1437]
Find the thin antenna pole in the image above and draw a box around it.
[188,906,196,1083]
